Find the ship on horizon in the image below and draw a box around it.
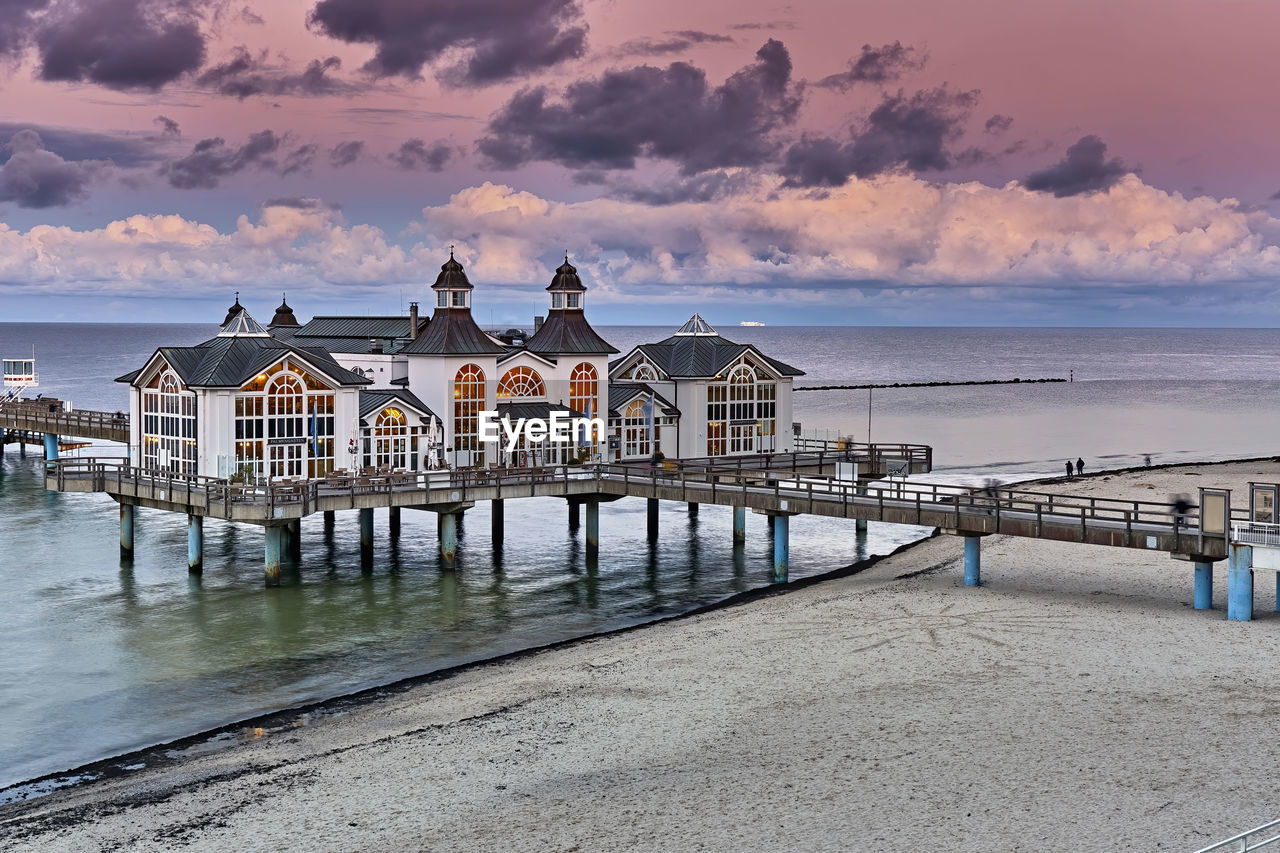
[739,320,765,327]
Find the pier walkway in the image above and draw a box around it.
[0,399,129,444]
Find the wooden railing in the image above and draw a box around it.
[0,400,129,441]
[47,457,1235,551]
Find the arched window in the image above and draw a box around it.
[497,365,546,399]
[234,358,336,481]
[142,369,196,474]
[623,398,651,458]
[454,363,485,465]
[629,361,657,381]
[706,360,775,456]
[569,362,598,416]
[373,407,408,469]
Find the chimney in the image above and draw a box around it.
[370,338,383,354]
[408,301,419,339]
[534,314,544,332]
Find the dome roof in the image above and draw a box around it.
[432,249,473,290]
[269,294,299,328]
[222,293,245,326]
[546,256,587,292]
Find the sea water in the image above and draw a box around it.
[1,323,1278,790]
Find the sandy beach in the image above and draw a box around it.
[4,459,1280,851]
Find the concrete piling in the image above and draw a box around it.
[440,512,458,567]
[687,502,699,516]
[1193,561,1213,610]
[359,508,373,565]
[323,510,335,534]
[772,515,789,583]
[586,500,599,556]
[1227,543,1254,622]
[264,526,283,586]
[732,506,746,545]
[288,519,301,563]
[964,535,982,587]
[568,500,580,531]
[492,499,504,549]
[187,514,203,574]
[389,506,401,539]
[855,484,868,534]
[119,501,135,561]
[647,498,659,540]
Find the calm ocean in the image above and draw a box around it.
[2,323,1279,791]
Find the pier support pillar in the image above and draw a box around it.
[585,500,599,556]
[687,502,699,516]
[1227,543,1254,622]
[323,510,334,539]
[264,526,284,586]
[568,499,580,531]
[491,499,504,549]
[963,535,982,587]
[440,512,458,567]
[647,498,659,541]
[1193,561,1213,610]
[187,514,203,574]
[43,432,58,463]
[733,506,747,545]
[772,515,789,583]
[389,506,401,539]
[119,501,135,561]
[359,508,374,565]
[287,519,301,563]
[855,484,868,534]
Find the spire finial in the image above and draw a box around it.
[234,290,239,304]
[450,243,455,259]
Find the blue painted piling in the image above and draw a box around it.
[440,512,458,566]
[1193,561,1213,610]
[772,515,789,583]
[964,535,982,587]
[855,484,868,534]
[119,502,135,561]
[264,526,283,586]
[733,506,746,545]
[42,433,57,463]
[187,514,203,574]
[1227,543,1253,622]
[585,500,599,554]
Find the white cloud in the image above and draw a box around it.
[3,174,1280,311]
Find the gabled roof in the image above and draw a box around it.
[122,335,371,389]
[498,348,558,367]
[618,324,804,379]
[522,310,618,355]
[359,389,438,422]
[607,383,679,417]
[399,309,507,355]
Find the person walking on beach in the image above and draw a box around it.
[1065,460,1074,478]
[1076,457,1085,476]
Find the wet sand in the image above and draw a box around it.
[4,460,1280,851]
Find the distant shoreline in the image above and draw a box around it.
[797,377,1066,391]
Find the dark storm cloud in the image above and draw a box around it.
[389,138,454,171]
[0,0,48,59]
[0,122,164,167]
[780,86,979,187]
[817,41,926,90]
[261,197,340,210]
[163,129,287,189]
[197,47,358,99]
[307,0,587,87]
[611,30,734,58]
[608,170,754,205]
[478,40,802,174]
[328,140,364,167]
[154,115,181,137]
[1023,135,1129,197]
[984,114,1013,134]
[36,0,206,91]
[0,129,107,208]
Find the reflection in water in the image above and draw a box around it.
[0,452,923,789]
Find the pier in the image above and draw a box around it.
[0,399,130,446]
